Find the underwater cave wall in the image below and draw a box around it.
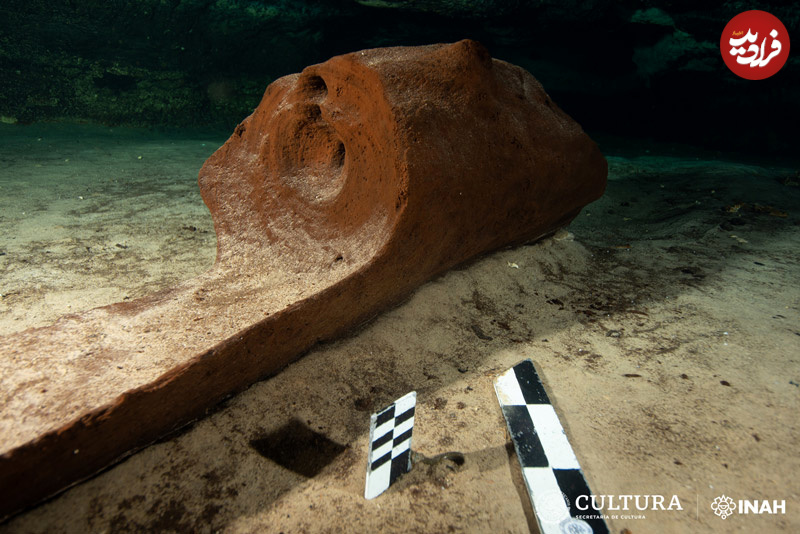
[0,0,797,155]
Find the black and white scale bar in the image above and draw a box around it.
[495,360,609,534]
[365,391,416,499]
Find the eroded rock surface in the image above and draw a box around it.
[0,40,606,519]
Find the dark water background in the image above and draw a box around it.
[0,1,797,158]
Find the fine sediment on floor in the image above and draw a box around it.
[0,39,606,519]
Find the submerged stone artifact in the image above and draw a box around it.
[0,39,606,518]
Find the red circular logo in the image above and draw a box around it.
[721,10,790,80]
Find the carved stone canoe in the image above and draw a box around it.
[0,40,606,519]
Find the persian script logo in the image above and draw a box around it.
[720,10,790,80]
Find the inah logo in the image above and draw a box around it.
[739,499,786,515]
[711,495,736,519]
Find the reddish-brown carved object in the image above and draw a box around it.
[0,40,606,519]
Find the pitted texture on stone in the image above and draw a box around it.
[0,40,606,520]
[200,40,606,277]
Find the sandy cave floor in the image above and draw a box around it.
[0,124,799,533]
